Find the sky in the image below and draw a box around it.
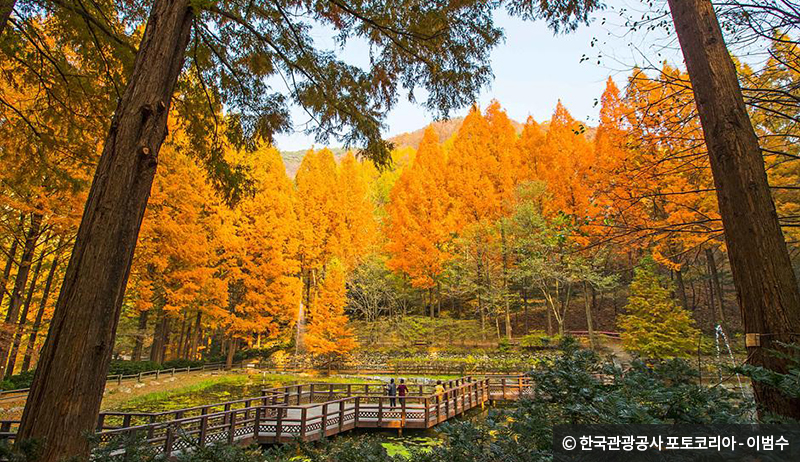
[271,1,684,151]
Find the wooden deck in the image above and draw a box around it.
[0,375,532,458]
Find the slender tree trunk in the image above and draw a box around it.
[6,253,43,377]
[17,0,193,455]
[189,311,202,360]
[175,314,187,360]
[705,247,727,327]
[501,226,512,340]
[0,213,41,376]
[225,337,237,369]
[428,287,434,318]
[131,310,149,362]
[522,288,529,334]
[667,0,800,419]
[22,256,58,372]
[674,268,689,312]
[0,0,15,37]
[159,316,171,362]
[0,240,19,309]
[546,301,553,336]
[583,282,596,349]
[149,308,165,363]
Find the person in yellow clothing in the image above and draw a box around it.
[434,380,445,396]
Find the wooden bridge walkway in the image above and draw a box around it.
[0,376,532,458]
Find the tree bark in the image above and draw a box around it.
[189,311,202,360]
[21,256,58,373]
[16,0,194,457]
[0,213,41,377]
[225,337,237,369]
[667,0,800,419]
[705,247,727,327]
[583,282,596,349]
[674,268,689,312]
[0,0,16,37]
[0,239,19,310]
[131,310,149,362]
[6,252,43,377]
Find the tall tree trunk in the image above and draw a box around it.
[22,256,58,373]
[6,253,43,377]
[0,0,16,37]
[0,239,19,309]
[705,247,727,327]
[501,226,512,340]
[0,213,41,377]
[583,282,596,349]
[17,2,193,455]
[428,287,434,318]
[131,310,149,362]
[175,314,186,361]
[546,301,553,336]
[159,316,172,363]
[674,268,689,312]
[189,311,201,360]
[667,0,800,419]
[225,337,237,369]
[149,308,165,363]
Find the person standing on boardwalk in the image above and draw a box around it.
[397,378,408,404]
[435,380,445,403]
[387,378,397,407]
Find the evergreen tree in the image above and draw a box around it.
[618,256,699,359]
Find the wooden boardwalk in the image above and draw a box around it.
[0,376,532,458]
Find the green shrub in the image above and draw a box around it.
[618,256,700,359]
[519,331,561,349]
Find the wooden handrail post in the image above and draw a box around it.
[171,368,175,377]
[355,397,361,426]
[137,372,142,382]
[329,383,334,401]
[424,398,430,426]
[95,414,105,432]
[378,397,384,427]
[199,408,208,446]
[122,414,131,429]
[276,404,283,441]
[117,374,122,385]
[227,410,236,444]
[401,397,407,427]
[164,426,174,457]
[444,391,450,419]
[321,403,328,434]
[155,369,160,380]
[254,407,261,439]
[224,403,232,425]
[310,383,315,402]
[339,400,345,432]
[300,407,308,439]
[147,415,156,439]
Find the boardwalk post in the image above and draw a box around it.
[117,374,122,385]
[321,403,328,435]
[310,384,315,402]
[137,372,142,382]
[400,397,407,431]
[329,384,334,401]
[199,408,208,446]
[347,383,352,397]
[300,407,308,439]
[355,397,361,426]
[276,404,283,441]
[156,369,160,380]
[164,426,174,457]
[254,406,261,441]
[424,397,430,427]
[245,399,251,420]
[378,397,384,427]
[122,414,131,429]
[148,415,156,439]
[436,394,441,423]
[95,414,105,432]
[338,400,345,432]
[444,390,450,419]
[228,410,236,444]
[224,403,231,425]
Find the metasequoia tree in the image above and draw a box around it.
[386,127,453,312]
[11,0,601,457]
[305,259,358,366]
[666,0,800,418]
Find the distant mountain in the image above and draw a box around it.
[279,117,596,176]
[387,117,525,149]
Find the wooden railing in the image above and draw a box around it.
[0,376,532,457]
